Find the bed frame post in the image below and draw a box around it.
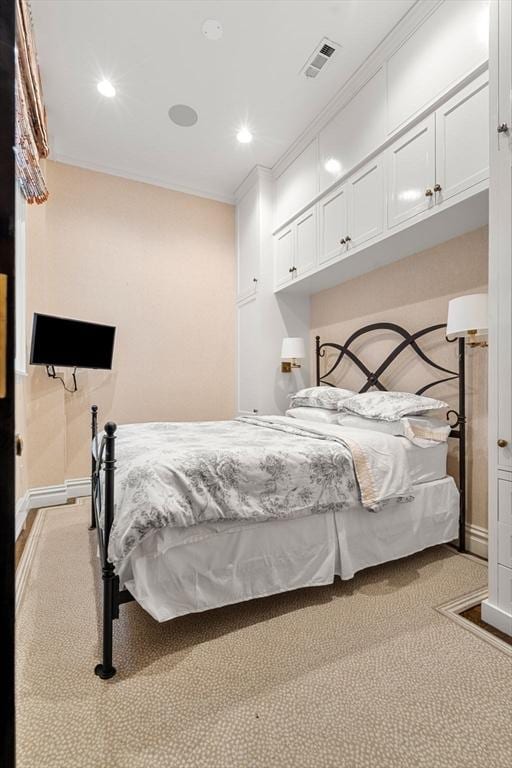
[89,405,98,530]
[94,421,117,680]
[315,335,321,386]
[458,337,466,553]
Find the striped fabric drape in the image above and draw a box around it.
[15,0,49,204]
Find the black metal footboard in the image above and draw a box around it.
[90,405,134,679]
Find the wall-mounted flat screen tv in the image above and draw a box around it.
[30,313,116,370]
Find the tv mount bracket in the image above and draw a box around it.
[46,365,78,393]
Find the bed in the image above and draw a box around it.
[90,322,466,678]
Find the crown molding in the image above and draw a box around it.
[234,165,273,203]
[50,154,236,205]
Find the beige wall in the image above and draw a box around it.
[311,227,489,531]
[16,160,235,493]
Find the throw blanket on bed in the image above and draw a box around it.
[105,416,414,567]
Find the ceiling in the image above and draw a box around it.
[30,0,416,202]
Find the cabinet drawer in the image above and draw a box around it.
[498,523,512,568]
[498,478,512,525]
[498,564,512,614]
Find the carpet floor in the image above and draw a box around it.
[16,502,512,768]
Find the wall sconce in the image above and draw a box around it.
[281,337,305,373]
[446,293,488,348]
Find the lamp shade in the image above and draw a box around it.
[446,293,488,338]
[281,337,305,360]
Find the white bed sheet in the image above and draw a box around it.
[401,439,447,484]
[119,476,459,622]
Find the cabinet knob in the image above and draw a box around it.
[253,409,258,413]
[498,438,508,448]
[425,188,434,197]
[339,238,346,245]
[288,267,293,273]
[433,183,442,192]
[292,266,297,272]
[252,277,258,283]
[345,235,352,242]
[497,123,509,134]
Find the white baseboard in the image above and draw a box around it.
[15,477,90,540]
[466,523,488,560]
[65,477,91,499]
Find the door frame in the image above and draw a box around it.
[0,1,16,766]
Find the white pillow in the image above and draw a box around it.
[339,391,448,421]
[290,386,355,411]
[286,406,339,424]
[337,412,451,444]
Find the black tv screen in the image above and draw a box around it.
[30,313,116,370]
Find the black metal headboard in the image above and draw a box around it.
[315,322,466,551]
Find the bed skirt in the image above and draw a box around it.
[117,476,459,622]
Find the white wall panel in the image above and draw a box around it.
[275,139,318,226]
[387,0,489,133]
[319,68,386,192]
[236,183,260,300]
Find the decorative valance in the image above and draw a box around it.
[15,0,49,204]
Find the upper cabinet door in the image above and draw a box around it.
[274,225,294,288]
[435,73,489,203]
[295,208,317,276]
[274,140,318,227]
[387,115,435,229]
[319,68,386,194]
[319,184,348,266]
[347,157,384,249]
[387,0,489,134]
[236,184,259,301]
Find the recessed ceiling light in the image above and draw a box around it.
[97,79,116,98]
[202,19,223,41]
[237,127,253,144]
[324,158,341,175]
[168,104,198,127]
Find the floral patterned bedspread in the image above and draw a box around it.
[105,416,414,567]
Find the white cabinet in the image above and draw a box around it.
[274,210,317,288]
[295,208,317,276]
[275,139,318,227]
[274,225,294,288]
[435,73,490,203]
[236,295,260,416]
[482,0,512,636]
[319,67,386,193]
[387,0,489,133]
[347,157,385,249]
[275,69,489,292]
[318,158,384,266]
[319,184,349,266]
[388,77,489,231]
[236,183,259,300]
[387,115,436,228]
[236,168,310,419]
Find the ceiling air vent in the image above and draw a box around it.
[301,38,340,79]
